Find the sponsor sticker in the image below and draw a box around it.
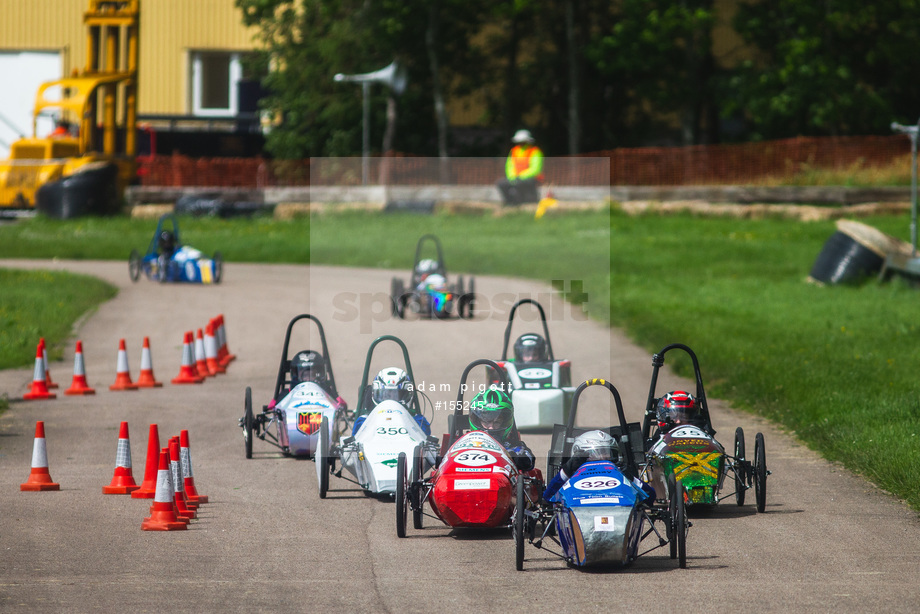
[582,496,621,504]
[594,516,616,532]
[456,467,490,472]
[454,478,490,490]
[518,367,552,379]
[573,477,621,490]
[297,412,323,435]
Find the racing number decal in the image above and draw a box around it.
[376,426,409,436]
[297,412,323,435]
[453,452,496,467]
[572,477,621,490]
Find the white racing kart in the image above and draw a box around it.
[315,335,439,498]
[488,299,576,430]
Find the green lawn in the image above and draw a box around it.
[1,209,918,511]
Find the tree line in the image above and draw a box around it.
[236,0,920,159]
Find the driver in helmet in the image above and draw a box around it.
[468,388,535,472]
[654,390,709,436]
[415,259,446,292]
[158,230,177,256]
[352,367,431,436]
[513,333,548,363]
[542,429,655,503]
[267,350,347,412]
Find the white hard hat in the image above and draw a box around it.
[512,129,534,144]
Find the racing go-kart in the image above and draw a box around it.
[395,359,544,538]
[129,213,223,284]
[517,378,690,570]
[390,234,475,319]
[239,314,350,459]
[314,335,440,498]
[488,299,575,430]
[640,343,769,513]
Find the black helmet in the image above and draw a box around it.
[291,350,326,388]
[656,391,700,427]
[468,388,515,441]
[513,333,547,363]
[158,230,176,254]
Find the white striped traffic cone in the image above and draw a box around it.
[65,340,95,395]
[141,449,187,531]
[21,421,60,491]
[216,314,236,367]
[39,338,59,389]
[171,331,204,384]
[110,338,138,391]
[194,328,211,379]
[170,437,196,519]
[103,421,140,494]
[136,337,163,388]
[24,342,56,400]
[180,429,208,504]
[204,322,225,375]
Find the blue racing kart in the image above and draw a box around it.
[129,213,223,284]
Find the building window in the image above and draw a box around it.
[191,51,242,116]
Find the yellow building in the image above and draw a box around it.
[0,0,260,156]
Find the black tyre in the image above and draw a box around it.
[317,416,330,499]
[396,452,408,538]
[463,278,476,319]
[212,252,223,284]
[243,387,254,459]
[675,480,688,568]
[155,254,168,283]
[455,275,465,296]
[515,476,526,571]
[667,472,678,559]
[734,427,746,506]
[390,278,404,316]
[412,445,424,530]
[754,432,767,513]
[129,249,141,282]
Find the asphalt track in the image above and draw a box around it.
[1,260,919,613]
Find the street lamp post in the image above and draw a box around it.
[334,61,408,185]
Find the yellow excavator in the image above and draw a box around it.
[0,0,139,218]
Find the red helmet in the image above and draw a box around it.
[656,391,699,427]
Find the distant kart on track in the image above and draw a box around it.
[390,234,475,319]
[129,213,223,284]
[640,343,770,512]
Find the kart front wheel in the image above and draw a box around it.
[667,472,679,560]
[129,249,141,282]
[514,476,526,571]
[674,479,688,568]
[396,452,408,538]
[212,251,223,284]
[754,432,767,513]
[734,427,746,506]
[317,416,330,499]
[155,254,168,283]
[243,387,254,459]
[390,278,404,316]
[412,445,424,530]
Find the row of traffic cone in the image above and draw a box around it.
[22,314,236,399]
[19,420,208,531]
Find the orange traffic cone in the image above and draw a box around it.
[136,337,163,388]
[204,322,225,375]
[24,342,56,400]
[103,421,140,494]
[65,340,96,395]
[21,421,60,491]
[109,338,138,391]
[39,338,59,389]
[132,424,161,499]
[180,429,208,504]
[216,314,236,367]
[169,437,196,519]
[194,328,211,379]
[141,449,188,531]
[171,332,204,384]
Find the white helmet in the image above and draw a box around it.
[416,258,439,276]
[512,129,535,144]
[572,430,615,461]
[372,367,413,405]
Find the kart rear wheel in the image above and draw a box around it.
[129,249,141,282]
[412,445,424,530]
[754,432,767,513]
[243,387,254,459]
[675,480,688,568]
[390,278,404,316]
[317,416,330,499]
[396,452,408,538]
[212,251,223,284]
[734,427,746,506]
[460,278,476,319]
[514,476,526,571]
